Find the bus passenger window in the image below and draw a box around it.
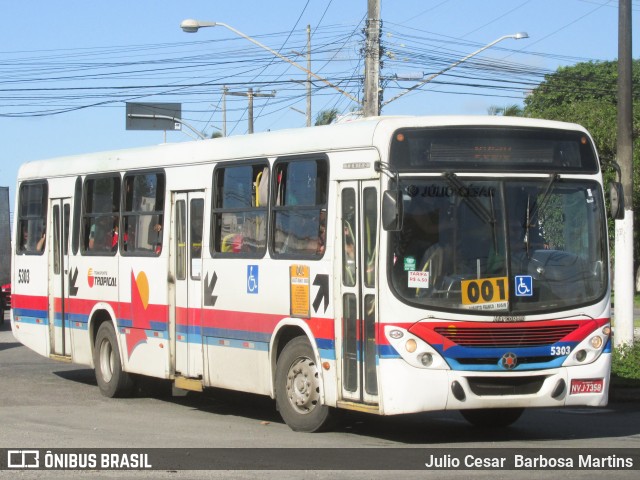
[212,161,268,257]
[272,158,328,257]
[17,181,48,255]
[82,175,120,255]
[121,172,165,256]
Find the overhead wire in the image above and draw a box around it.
[0,2,626,123]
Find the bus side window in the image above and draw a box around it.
[122,172,165,255]
[17,181,48,255]
[212,161,268,257]
[82,175,120,255]
[272,157,328,257]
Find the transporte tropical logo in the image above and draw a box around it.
[87,268,117,288]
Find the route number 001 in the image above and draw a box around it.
[461,277,508,305]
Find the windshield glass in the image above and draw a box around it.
[389,177,607,314]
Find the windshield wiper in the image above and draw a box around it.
[525,173,559,256]
[443,172,497,250]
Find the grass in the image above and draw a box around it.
[611,343,640,384]
[610,292,640,328]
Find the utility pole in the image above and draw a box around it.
[228,88,276,134]
[614,0,634,347]
[306,24,312,127]
[363,0,381,117]
[222,86,228,137]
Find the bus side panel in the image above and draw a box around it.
[117,256,171,379]
[201,258,336,398]
[201,258,278,395]
[12,259,50,358]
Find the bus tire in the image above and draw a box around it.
[460,407,524,428]
[275,336,333,432]
[93,322,134,398]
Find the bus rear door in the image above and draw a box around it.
[48,197,72,359]
[172,191,205,386]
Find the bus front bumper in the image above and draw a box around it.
[378,352,610,415]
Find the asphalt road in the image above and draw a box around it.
[1,314,639,479]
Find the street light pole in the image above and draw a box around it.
[381,32,529,108]
[181,19,360,105]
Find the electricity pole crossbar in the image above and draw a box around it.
[227,88,276,134]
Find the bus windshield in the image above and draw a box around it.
[389,177,607,314]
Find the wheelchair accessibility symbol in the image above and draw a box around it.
[247,265,259,294]
[514,275,533,297]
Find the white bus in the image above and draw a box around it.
[11,116,616,432]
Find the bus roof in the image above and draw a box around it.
[17,115,591,180]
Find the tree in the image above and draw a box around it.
[314,108,339,126]
[488,104,524,116]
[524,60,640,275]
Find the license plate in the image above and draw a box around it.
[570,378,604,394]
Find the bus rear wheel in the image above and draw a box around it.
[275,336,333,432]
[460,407,524,428]
[93,322,134,398]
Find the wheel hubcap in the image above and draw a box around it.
[286,356,320,414]
[99,339,114,383]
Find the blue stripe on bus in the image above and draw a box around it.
[12,314,48,326]
[204,336,269,352]
[446,356,566,371]
[117,319,167,331]
[378,344,400,359]
[13,307,48,319]
[438,342,577,359]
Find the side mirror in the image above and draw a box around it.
[609,182,624,220]
[382,190,403,231]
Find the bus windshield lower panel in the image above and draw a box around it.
[389,178,607,315]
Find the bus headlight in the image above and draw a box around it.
[388,329,404,339]
[384,325,449,370]
[419,353,433,367]
[589,336,603,349]
[563,323,610,367]
[575,350,587,362]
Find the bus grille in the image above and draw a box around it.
[467,376,546,396]
[456,356,554,366]
[434,324,579,348]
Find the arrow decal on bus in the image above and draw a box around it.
[68,268,79,297]
[204,272,218,307]
[312,274,329,313]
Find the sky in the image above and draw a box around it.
[1,0,638,214]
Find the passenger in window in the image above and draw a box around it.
[316,210,327,255]
[221,233,242,253]
[36,229,46,252]
[20,225,31,252]
[153,223,163,254]
[88,223,97,250]
[110,223,128,252]
[344,226,356,282]
[21,225,46,252]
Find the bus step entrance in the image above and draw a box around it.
[174,376,204,392]
[49,354,72,363]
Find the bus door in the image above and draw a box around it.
[338,181,379,404]
[48,198,72,358]
[172,191,205,380]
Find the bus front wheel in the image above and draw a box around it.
[93,322,134,398]
[460,407,524,428]
[275,336,333,432]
